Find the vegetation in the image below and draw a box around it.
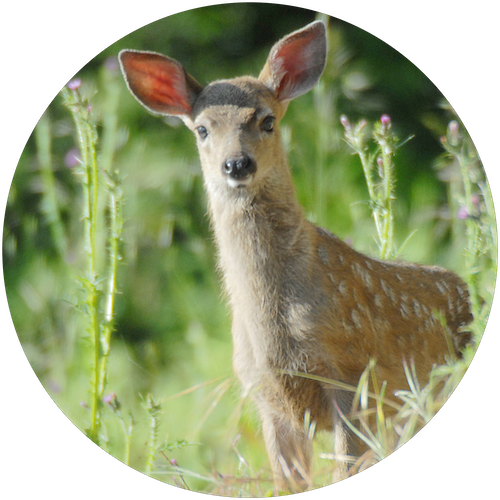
[3,5,495,496]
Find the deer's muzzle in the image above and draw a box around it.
[223,155,256,187]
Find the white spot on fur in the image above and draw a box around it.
[318,246,329,265]
[338,281,348,297]
[411,300,422,318]
[448,296,454,312]
[380,278,397,304]
[351,310,362,329]
[341,319,354,337]
[441,280,451,292]
[400,303,410,319]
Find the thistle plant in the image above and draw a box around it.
[143,394,163,476]
[103,392,134,465]
[61,74,123,445]
[62,80,102,443]
[340,114,411,260]
[440,120,496,325]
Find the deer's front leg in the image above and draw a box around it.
[331,389,361,482]
[259,407,313,492]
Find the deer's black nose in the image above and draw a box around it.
[223,156,256,180]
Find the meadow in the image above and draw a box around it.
[3,5,496,496]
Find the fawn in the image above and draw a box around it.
[119,20,473,491]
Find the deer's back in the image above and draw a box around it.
[310,225,472,390]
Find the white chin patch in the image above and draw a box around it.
[226,177,253,189]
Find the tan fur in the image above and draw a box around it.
[119,21,472,491]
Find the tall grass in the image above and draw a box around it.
[5,18,494,498]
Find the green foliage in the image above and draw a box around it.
[3,5,494,496]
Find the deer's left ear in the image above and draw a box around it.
[259,20,327,102]
[119,50,202,117]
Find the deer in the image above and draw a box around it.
[119,20,473,492]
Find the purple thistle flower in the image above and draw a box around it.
[103,392,116,404]
[380,114,391,125]
[449,120,459,134]
[448,120,460,145]
[64,148,81,168]
[471,193,480,207]
[457,206,469,220]
[103,392,121,411]
[67,78,81,90]
[340,115,350,129]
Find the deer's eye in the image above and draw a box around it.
[196,126,208,140]
[261,116,275,133]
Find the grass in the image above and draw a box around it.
[4,16,495,497]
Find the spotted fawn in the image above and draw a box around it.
[119,20,472,491]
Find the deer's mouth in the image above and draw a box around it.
[226,176,254,189]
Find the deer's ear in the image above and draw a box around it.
[119,50,202,116]
[259,21,327,102]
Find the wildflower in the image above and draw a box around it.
[103,392,121,411]
[103,392,116,404]
[64,148,81,168]
[358,118,367,130]
[380,114,391,135]
[471,193,480,208]
[340,115,350,129]
[380,114,391,125]
[171,458,178,466]
[457,206,468,220]
[448,120,460,146]
[67,78,81,90]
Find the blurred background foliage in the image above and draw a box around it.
[3,2,492,493]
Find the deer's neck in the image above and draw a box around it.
[207,172,312,316]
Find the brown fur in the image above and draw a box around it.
[119,21,472,491]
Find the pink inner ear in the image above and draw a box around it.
[121,52,192,115]
[269,23,325,102]
[276,39,309,79]
[274,42,308,98]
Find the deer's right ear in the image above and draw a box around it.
[119,50,202,117]
[259,20,327,102]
